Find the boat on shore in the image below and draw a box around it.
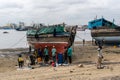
[26,23,77,55]
[88,18,120,43]
[91,28,120,42]
[3,31,9,34]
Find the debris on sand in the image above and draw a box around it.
[78,64,84,68]
[70,70,73,73]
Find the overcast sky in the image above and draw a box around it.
[0,0,120,26]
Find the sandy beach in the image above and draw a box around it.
[0,41,120,80]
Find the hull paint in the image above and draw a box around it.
[29,42,68,56]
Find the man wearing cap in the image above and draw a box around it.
[44,46,49,64]
[52,46,56,63]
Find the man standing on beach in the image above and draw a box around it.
[18,54,24,68]
[29,53,36,65]
[67,46,72,64]
[44,46,49,64]
[52,46,56,63]
[97,46,103,69]
[38,47,43,60]
[83,39,85,46]
[64,46,68,64]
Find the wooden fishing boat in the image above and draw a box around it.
[91,28,120,42]
[26,24,77,55]
[88,18,120,43]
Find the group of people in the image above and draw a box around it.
[18,43,104,69]
[18,45,73,68]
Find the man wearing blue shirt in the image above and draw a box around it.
[67,46,72,64]
[44,46,49,64]
[52,46,56,63]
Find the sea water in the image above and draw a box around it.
[75,29,92,41]
[0,29,92,49]
[0,29,28,49]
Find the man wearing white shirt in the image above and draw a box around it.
[97,46,103,69]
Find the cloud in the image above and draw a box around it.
[61,0,89,5]
[0,0,24,9]
[0,3,23,9]
[0,0,120,26]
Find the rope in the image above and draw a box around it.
[9,32,83,48]
[9,35,27,48]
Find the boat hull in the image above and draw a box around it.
[93,36,120,42]
[28,42,68,56]
[27,35,71,55]
[91,29,120,42]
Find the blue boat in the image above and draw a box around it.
[88,18,117,29]
[88,18,120,43]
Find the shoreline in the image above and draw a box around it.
[0,48,29,52]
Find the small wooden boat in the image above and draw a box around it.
[3,31,9,34]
